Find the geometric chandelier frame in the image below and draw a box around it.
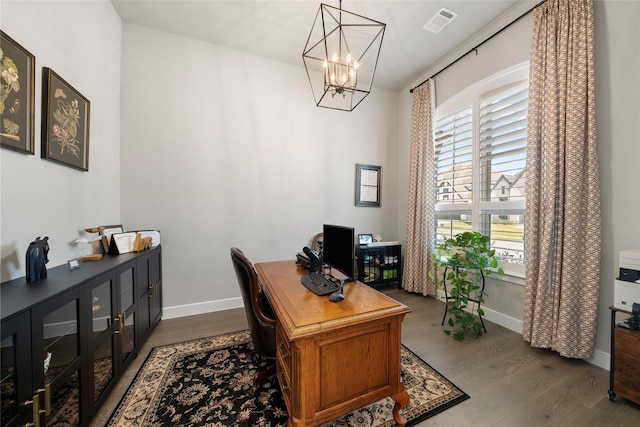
[302,1,385,111]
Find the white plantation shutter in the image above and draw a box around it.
[478,81,527,274]
[433,63,528,276]
[434,106,473,204]
[479,81,528,203]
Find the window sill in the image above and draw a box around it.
[490,270,525,286]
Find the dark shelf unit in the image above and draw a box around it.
[607,305,640,406]
[1,246,162,427]
[356,244,402,288]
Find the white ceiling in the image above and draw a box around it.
[111,0,530,92]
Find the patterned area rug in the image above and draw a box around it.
[107,330,468,426]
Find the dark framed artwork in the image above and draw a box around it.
[1,31,35,154]
[355,164,381,207]
[41,67,90,171]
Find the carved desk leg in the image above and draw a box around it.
[391,387,410,426]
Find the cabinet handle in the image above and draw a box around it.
[149,283,157,298]
[119,313,125,334]
[24,392,43,427]
[113,315,121,334]
[113,313,125,334]
[43,384,51,416]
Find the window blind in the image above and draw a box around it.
[479,81,528,202]
[434,106,473,204]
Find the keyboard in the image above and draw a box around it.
[301,272,342,296]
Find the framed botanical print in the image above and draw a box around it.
[355,164,382,207]
[1,31,35,154]
[41,67,90,171]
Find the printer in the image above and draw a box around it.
[614,249,640,311]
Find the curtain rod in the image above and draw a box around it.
[409,0,547,93]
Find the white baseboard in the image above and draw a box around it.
[586,348,610,370]
[162,297,244,320]
[481,305,524,334]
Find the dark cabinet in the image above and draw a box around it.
[31,287,84,426]
[356,244,402,288]
[86,270,118,414]
[136,249,162,344]
[86,263,140,415]
[116,260,138,369]
[0,246,162,427]
[1,312,31,427]
[608,306,640,405]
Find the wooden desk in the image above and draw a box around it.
[255,260,411,427]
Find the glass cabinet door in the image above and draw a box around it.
[90,274,116,403]
[32,289,83,427]
[117,262,137,367]
[1,312,31,427]
[0,334,18,425]
[42,300,78,385]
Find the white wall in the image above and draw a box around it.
[119,24,399,316]
[593,0,640,358]
[397,0,640,368]
[0,1,121,282]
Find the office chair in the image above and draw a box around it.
[230,247,277,386]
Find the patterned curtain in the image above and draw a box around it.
[523,0,601,359]
[402,81,436,296]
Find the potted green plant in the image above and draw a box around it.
[432,231,504,341]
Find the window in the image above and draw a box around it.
[434,106,473,205]
[434,63,528,276]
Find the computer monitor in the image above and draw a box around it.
[322,224,356,282]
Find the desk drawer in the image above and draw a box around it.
[276,325,293,405]
[276,326,292,377]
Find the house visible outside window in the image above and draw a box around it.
[434,62,528,277]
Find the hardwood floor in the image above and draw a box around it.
[90,288,640,426]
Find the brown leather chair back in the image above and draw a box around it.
[230,247,276,359]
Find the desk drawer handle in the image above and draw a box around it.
[279,341,290,359]
[278,372,289,391]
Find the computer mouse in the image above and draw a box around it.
[329,291,344,302]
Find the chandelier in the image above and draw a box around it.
[302,1,386,111]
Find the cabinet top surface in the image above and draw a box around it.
[255,260,410,340]
[1,246,160,320]
[357,243,401,250]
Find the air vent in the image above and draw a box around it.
[423,7,458,34]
